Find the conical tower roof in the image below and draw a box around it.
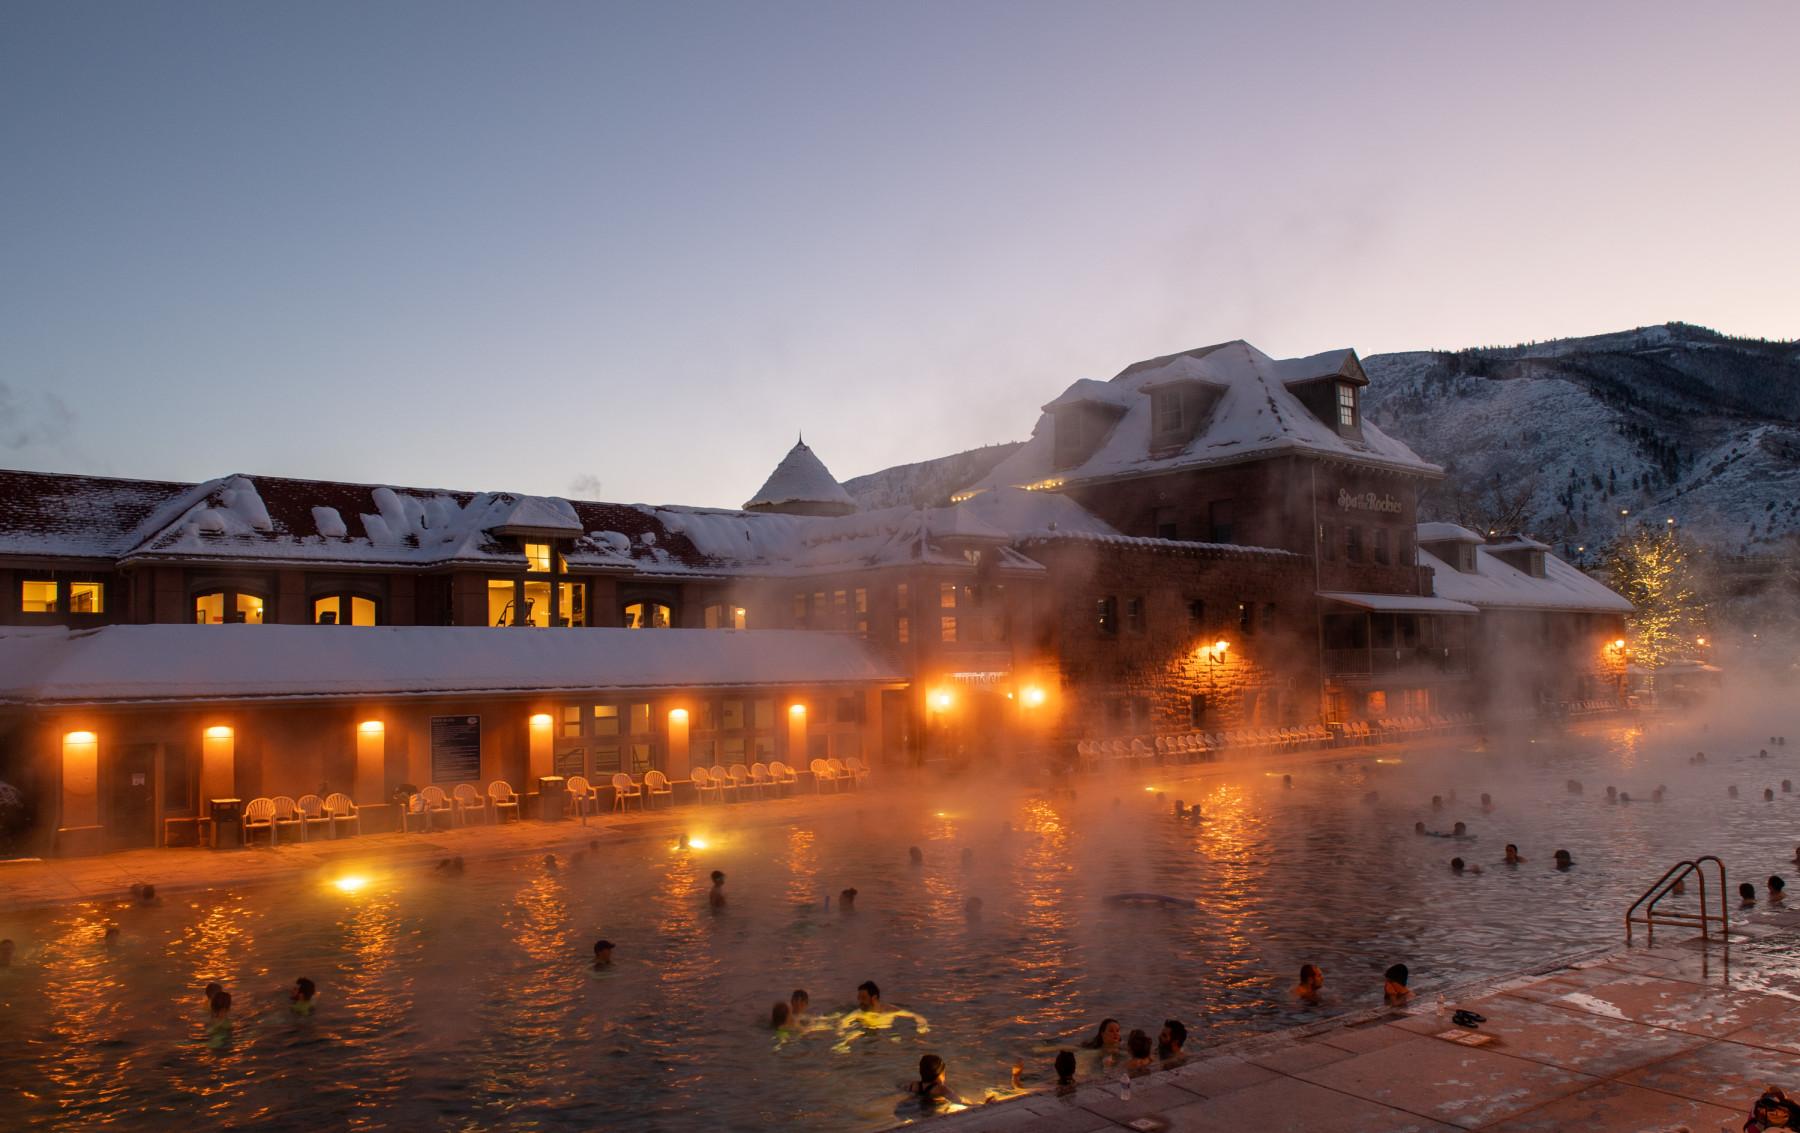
[744,438,857,516]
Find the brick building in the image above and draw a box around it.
[0,340,1629,854]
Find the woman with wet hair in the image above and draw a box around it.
[901,1053,964,1107]
[1293,963,1325,1004]
[1080,1017,1121,1052]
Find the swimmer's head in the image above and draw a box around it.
[1298,963,1323,989]
[1126,1028,1152,1060]
[856,980,880,1009]
[1451,857,1466,873]
[1384,963,1409,988]
[839,887,857,907]
[790,989,809,1014]
[770,1001,790,1029]
[1452,822,1467,836]
[542,854,557,869]
[918,1053,945,1087]
[209,989,232,1015]
[1159,1018,1187,1056]
[0,939,13,966]
[292,977,316,1002]
[1414,821,1426,835]
[710,870,725,885]
[1504,843,1520,862]
[1431,795,1442,809]
[1771,876,1786,893]
[1740,882,1757,902]
[964,896,983,918]
[1554,849,1573,868]
[204,982,222,1000]
[1054,1050,1077,1082]
[1766,789,1777,802]
[908,846,923,865]
[135,883,156,901]
[593,939,614,964]
[104,926,120,946]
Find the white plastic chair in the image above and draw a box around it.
[453,782,487,824]
[748,762,772,800]
[489,780,520,823]
[710,764,739,802]
[566,775,598,818]
[242,797,275,847]
[272,795,307,843]
[419,785,454,830]
[809,758,835,792]
[324,792,360,836]
[611,772,644,812]
[825,757,852,788]
[727,763,754,799]
[691,765,721,804]
[768,761,798,795]
[644,769,673,808]
[844,756,871,787]
[297,793,332,840]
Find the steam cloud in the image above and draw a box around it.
[0,382,76,452]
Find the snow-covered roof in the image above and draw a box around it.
[0,470,208,561]
[967,341,1440,495]
[744,441,857,514]
[1042,379,1134,412]
[1319,591,1480,615]
[0,625,907,706]
[1416,522,1484,545]
[1420,546,1632,614]
[1484,535,1552,552]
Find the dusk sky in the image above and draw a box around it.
[4,1,1796,508]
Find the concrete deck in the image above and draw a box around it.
[932,913,1800,1133]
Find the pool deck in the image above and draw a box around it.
[930,912,1800,1133]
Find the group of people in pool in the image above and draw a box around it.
[188,976,317,1048]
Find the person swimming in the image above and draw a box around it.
[790,988,810,1022]
[1504,844,1525,865]
[1740,882,1758,906]
[290,977,317,1016]
[1768,876,1786,903]
[1479,792,1492,812]
[770,1000,792,1031]
[839,887,857,912]
[1765,789,1777,802]
[103,926,120,949]
[836,980,929,1051]
[908,846,923,866]
[1431,795,1443,810]
[0,938,14,967]
[593,939,614,969]
[964,896,984,922]
[1293,963,1325,1004]
[1081,1017,1121,1063]
[206,988,233,1047]
[1053,1049,1079,1095]
[1451,822,1469,838]
[901,1053,964,1107]
[1123,1029,1155,1075]
[1157,1019,1188,1066]
[1554,849,1574,870]
[709,870,727,909]
[1383,963,1411,1005]
[542,853,558,870]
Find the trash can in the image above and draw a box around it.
[209,798,243,849]
[536,776,567,822]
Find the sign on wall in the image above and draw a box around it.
[1336,489,1403,514]
[430,716,482,783]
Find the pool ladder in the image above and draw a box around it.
[1625,856,1728,945]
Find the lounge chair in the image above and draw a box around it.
[611,772,643,812]
[844,756,870,787]
[768,760,798,795]
[297,793,333,840]
[710,764,739,802]
[242,797,275,847]
[809,758,836,792]
[272,795,308,843]
[748,762,772,800]
[489,780,521,823]
[323,792,360,836]
[691,765,721,804]
[824,757,851,788]
[644,769,674,808]
[728,763,754,798]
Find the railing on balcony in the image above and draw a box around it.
[1323,647,1469,678]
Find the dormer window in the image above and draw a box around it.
[524,541,552,573]
[1528,550,1546,578]
[1152,388,1185,435]
[1336,383,1358,429]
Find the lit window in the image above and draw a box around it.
[1337,383,1357,429]
[561,705,583,738]
[524,581,553,626]
[624,601,671,629]
[194,590,266,624]
[68,582,104,614]
[703,603,747,630]
[313,595,378,626]
[524,542,552,573]
[897,616,910,643]
[488,579,519,626]
[558,582,586,626]
[940,615,957,642]
[22,581,57,613]
[940,582,957,609]
[1096,595,1118,636]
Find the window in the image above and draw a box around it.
[1398,531,1415,568]
[896,582,909,610]
[592,704,622,771]
[832,589,849,630]
[1346,526,1364,563]
[897,616,910,644]
[1152,387,1185,435]
[1320,522,1336,561]
[489,579,520,626]
[1187,599,1205,630]
[1336,382,1358,429]
[22,580,58,613]
[1262,603,1276,631]
[704,603,747,630]
[1189,694,1207,728]
[939,582,957,608]
[624,601,671,629]
[194,590,265,624]
[1154,507,1178,540]
[1238,601,1253,634]
[792,592,807,627]
[836,695,863,723]
[721,699,745,730]
[854,588,868,636]
[69,582,104,614]
[523,541,552,574]
[559,582,587,626]
[1097,595,1118,636]
[1125,596,1145,634]
[940,615,957,643]
[313,595,378,626]
[1374,528,1390,565]
[19,580,106,615]
[1208,500,1234,544]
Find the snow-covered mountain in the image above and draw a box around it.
[841,443,1022,510]
[1361,323,1800,558]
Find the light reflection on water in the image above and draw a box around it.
[2,718,1798,1131]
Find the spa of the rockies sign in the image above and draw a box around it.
[1336,489,1403,514]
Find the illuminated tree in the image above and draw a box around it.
[1601,526,1705,668]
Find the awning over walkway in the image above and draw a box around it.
[1318,591,1480,615]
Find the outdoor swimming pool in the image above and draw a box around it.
[2,714,1796,1131]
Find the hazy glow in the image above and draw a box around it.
[0,4,1792,503]
[529,713,553,727]
[332,875,369,894]
[63,730,97,744]
[204,725,233,739]
[358,720,384,734]
[929,689,954,712]
[1020,686,1047,708]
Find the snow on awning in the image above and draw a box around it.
[0,625,908,706]
[1318,591,1480,615]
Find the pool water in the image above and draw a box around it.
[2,715,1797,1131]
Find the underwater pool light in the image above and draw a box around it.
[332,875,369,894]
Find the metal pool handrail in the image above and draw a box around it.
[1625,856,1727,945]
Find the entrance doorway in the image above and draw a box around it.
[107,743,158,849]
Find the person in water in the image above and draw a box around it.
[964,896,984,922]
[1053,1049,1079,1095]
[1554,849,1574,871]
[1293,963,1325,1004]
[902,1053,964,1107]
[708,870,727,909]
[836,980,929,1050]
[1451,821,1469,838]
[0,938,14,967]
[290,977,317,1016]
[1124,1029,1155,1075]
[206,988,233,1046]
[770,1001,791,1031]
[1158,1019,1188,1066]
[1081,1016,1122,1067]
[1383,964,1411,1005]
[839,887,858,912]
[593,940,614,969]
[1740,882,1758,907]
[908,846,923,866]
[790,989,810,1022]
[1770,876,1786,903]
[1504,844,1525,865]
